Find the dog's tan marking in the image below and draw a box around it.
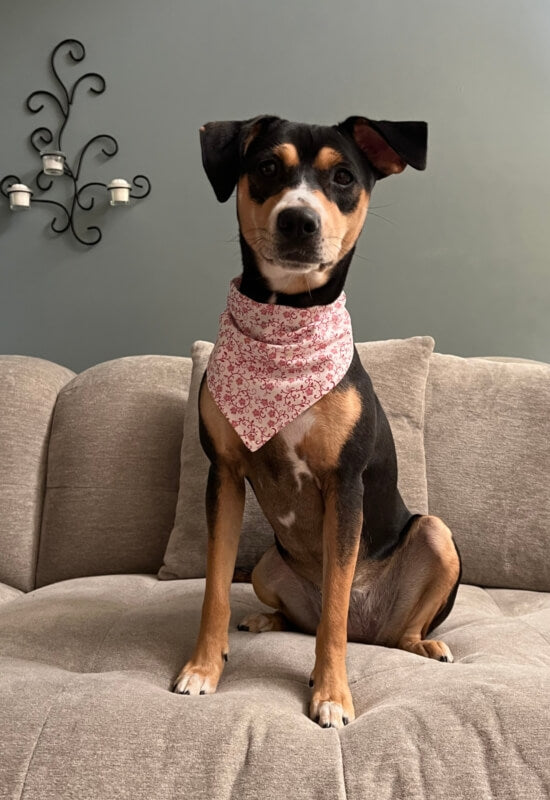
[299,386,362,474]
[238,610,288,633]
[242,122,262,155]
[310,486,362,726]
[237,176,288,246]
[273,142,300,168]
[313,146,345,171]
[340,188,370,258]
[311,187,369,263]
[200,379,247,464]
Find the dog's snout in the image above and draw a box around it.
[277,207,320,240]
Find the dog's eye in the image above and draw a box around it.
[258,159,278,177]
[333,168,354,186]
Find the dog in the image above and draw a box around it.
[173,114,462,729]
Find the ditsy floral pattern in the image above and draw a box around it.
[206,277,354,451]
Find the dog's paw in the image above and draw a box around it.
[172,660,222,695]
[309,686,355,729]
[402,638,454,662]
[237,611,287,633]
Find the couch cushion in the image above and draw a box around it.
[0,355,75,591]
[160,336,434,580]
[35,356,192,587]
[425,352,550,591]
[0,582,23,605]
[0,575,548,799]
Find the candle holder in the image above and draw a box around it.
[6,183,33,211]
[108,178,132,206]
[0,39,151,246]
[40,150,67,176]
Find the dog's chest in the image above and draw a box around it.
[201,378,364,571]
[246,409,326,564]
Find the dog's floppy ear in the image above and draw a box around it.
[336,116,427,178]
[199,115,280,202]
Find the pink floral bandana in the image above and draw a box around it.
[206,276,354,451]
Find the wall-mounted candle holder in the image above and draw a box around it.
[0,38,151,246]
[7,183,33,211]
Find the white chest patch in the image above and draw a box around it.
[279,408,316,491]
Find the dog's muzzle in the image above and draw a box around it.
[275,206,323,265]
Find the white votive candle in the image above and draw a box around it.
[107,178,131,206]
[40,150,66,176]
[7,183,33,210]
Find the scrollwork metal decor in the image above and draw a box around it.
[0,39,151,246]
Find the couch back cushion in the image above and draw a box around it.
[425,353,550,591]
[0,356,75,591]
[35,356,192,587]
[159,336,434,580]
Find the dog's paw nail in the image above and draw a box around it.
[309,678,314,687]
[237,624,249,631]
[223,652,228,662]
[343,716,349,725]
[199,690,205,695]
[322,722,331,729]
[439,655,449,662]
[182,690,190,695]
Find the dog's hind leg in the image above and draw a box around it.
[238,544,321,635]
[371,514,461,662]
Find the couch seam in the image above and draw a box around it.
[336,731,349,800]
[18,682,68,800]
[33,385,65,592]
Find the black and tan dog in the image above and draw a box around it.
[173,114,462,728]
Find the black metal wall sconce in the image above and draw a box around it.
[0,38,151,246]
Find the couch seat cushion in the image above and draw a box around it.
[0,576,549,800]
[0,581,23,605]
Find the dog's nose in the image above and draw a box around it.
[277,207,320,239]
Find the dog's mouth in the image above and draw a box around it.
[261,248,333,271]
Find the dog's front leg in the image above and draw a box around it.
[173,461,245,695]
[310,476,363,728]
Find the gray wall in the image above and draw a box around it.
[1,0,549,373]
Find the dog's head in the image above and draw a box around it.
[200,115,427,292]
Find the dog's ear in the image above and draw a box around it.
[336,117,427,178]
[199,115,280,202]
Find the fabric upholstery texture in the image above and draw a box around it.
[425,353,550,591]
[0,582,23,605]
[0,355,75,591]
[0,575,549,799]
[1,350,549,798]
[159,336,434,580]
[36,356,192,587]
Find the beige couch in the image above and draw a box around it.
[1,341,549,800]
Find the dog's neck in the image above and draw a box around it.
[238,234,355,308]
